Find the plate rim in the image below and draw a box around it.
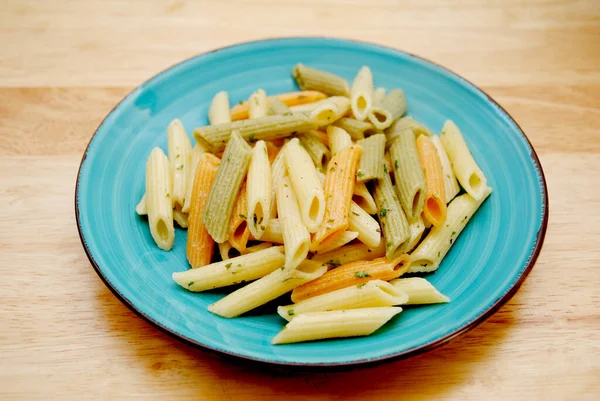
[74,36,549,367]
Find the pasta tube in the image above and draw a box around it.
[218,241,239,261]
[167,119,192,208]
[260,218,283,244]
[386,116,433,145]
[312,145,362,251]
[248,89,268,119]
[202,131,252,243]
[173,246,286,291]
[186,154,220,267]
[431,135,460,203]
[267,98,291,115]
[309,96,351,127]
[401,215,425,254]
[317,231,359,254]
[271,307,402,344]
[173,207,189,228]
[230,90,327,121]
[135,193,147,215]
[208,260,326,318]
[390,277,450,304]
[389,129,426,219]
[373,170,410,257]
[182,143,207,213]
[327,125,353,156]
[247,140,272,239]
[380,88,407,122]
[292,63,350,96]
[284,138,326,232]
[349,202,381,249]
[409,188,492,273]
[311,242,386,268]
[193,113,316,153]
[350,66,374,121]
[228,182,251,251]
[209,91,231,125]
[416,135,446,227]
[356,133,386,182]
[278,280,407,321]
[291,254,410,302]
[367,107,393,130]
[373,87,386,107]
[277,176,311,269]
[297,131,330,168]
[440,120,488,200]
[145,147,174,251]
[334,117,378,141]
[269,140,291,218]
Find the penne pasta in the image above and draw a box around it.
[291,254,410,303]
[440,120,488,200]
[386,116,434,146]
[353,180,378,215]
[373,170,411,257]
[277,176,311,269]
[373,87,386,107]
[389,129,426,220]
[247,140,272,239]
[135,193,147,215]
[278,280,407,321]
[228,182,251,252]
[209,91,232,125]
[260,218,284,244]
[416,135,447,227]
[243,242,273,254]
[356,133,386,182]
[167,119,192,208]
[271,307,402,344]
[208,260,326,318]
[335,117,378,141]
[327,125,353,156]
[401,215,426,254]
[268,140,291,219]
[292,63,350,96]
[311,242,386,269]
[312,145,362,252]
[367,107,393,131]
[297,131,331,168]
[380,88,407,123]
[390,277,450,304]
[317,231,359,254]
[186,154,220,268]
[284,138,326,232]
[350,66,374,121]
[409,187,492,273]
[349,202,381,249]
[193,113,316,153]
[173,246,286,292]
[182,143,207,213]
[218,241,239,261]
[248,89,268,119]
[145,147,175,251]
[431,135,460,204]
[309,96,351,127]
[231,90,327,121]
[202,131,252,243]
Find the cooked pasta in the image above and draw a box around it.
[209,91,231,125]
[350,66,374,121]
[431,135,461,204]
[271,307,402,344]
[311,242,386,268]
[327,125,353,156]
[334,117,377,141]
[292,63,350,96]
[182,144,207,213]
[386,116,433,145]
[248,89,268,119]
[260,218,284,244]
[228,182,251,251]
[247,140,272,239]
[310,96,351,127]
[356,133,386,182]
[353,180,378,215]
[167,119,192,208]
[230,90,327,121]
[278,280,407,321]
[297,131,330,168]
[373,170,410,257]
[390,277,450,304]
[145,147,174,251]
[416,134,447,227]
[277,176,311,269]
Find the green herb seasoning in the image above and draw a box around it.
[380,208,388,217]
[287,309,295,316]
[188,281,194,287]
[354,271,371,278]
[225,263,232,269]
[394,160,399,169]
[239,214,247,219]
[356,283,367,289]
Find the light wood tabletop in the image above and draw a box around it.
[1,1,599,400]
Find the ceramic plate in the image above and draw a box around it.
[76,38,548,366]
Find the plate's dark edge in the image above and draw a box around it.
[74,36,549,369]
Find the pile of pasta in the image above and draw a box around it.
[136,63,492,344]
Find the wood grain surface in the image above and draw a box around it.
[1,1,599,400]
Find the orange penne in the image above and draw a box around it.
[311,145,362,251]
[416,135,446,227]
[230,91,328,121]
[186,154,221,268]
[228,182,251,252]
[291,254,410,303]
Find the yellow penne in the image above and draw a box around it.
[186,154,220,268]
[311,242,386,268]
[230,90,328,121]
[353,180,378,215]
[416,135,447,227]
[311,145,362,251]
[145,147,174,251]
[291,254,410,303]
[248,89,268,119]
[228,182,251,252]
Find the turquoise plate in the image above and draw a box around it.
[76,38,548,366]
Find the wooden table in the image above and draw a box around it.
[1,1,599,399]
